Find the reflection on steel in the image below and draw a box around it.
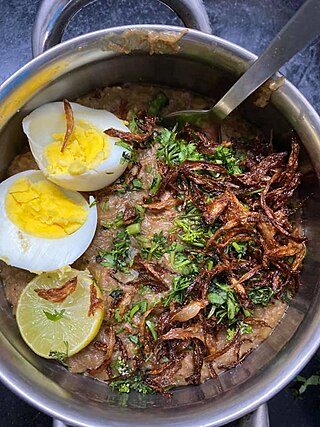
[32,0,212,57]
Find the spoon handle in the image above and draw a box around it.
[211,0,320,121]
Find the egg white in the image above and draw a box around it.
[0,170,97,272]
[22,102,130,192]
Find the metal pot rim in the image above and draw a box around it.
[1,24,320,427]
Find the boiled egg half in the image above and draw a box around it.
[22,102,130,191]
[0,170,97,272]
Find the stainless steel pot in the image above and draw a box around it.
[0,1,320,426]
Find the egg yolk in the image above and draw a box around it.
[45,119,110,176]
[5,177,88,238]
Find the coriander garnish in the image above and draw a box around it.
[43,308,66,322]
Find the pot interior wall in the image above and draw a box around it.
[0,46,319,424]
[0,54,302,177]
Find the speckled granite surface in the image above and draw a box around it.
[1,0,320,113]
[0,1,319,426]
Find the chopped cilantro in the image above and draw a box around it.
[243,188,264,196]
[156,127,202,166]
[110,288,123,299]
[99,229,131,271]
[248,287,274,306]
[164,274,196,306]
[226,325,236,341]
[239,321,253,335]
[135,204,145,220]
[112,381,130,393]
[146,320,158,341]
[170,251,193,274]
[43,309,66,322]
[169,246,206,275]
[115,212,124,227]
[149,173,162,195]
[127,300,148,320]
[120,148,138,165]
[113,357,130,376]
[109,374,154,394]
[130,150,139,164]
[129,303,140,320]
[116,300,148,323]
[287,255,295,265]
[128,335,140,345]
[101,211,125,230]
[207,291,225,306]
[207,281,240,323]
[115,133,140,164]
[139,299,148,314]
[126,222,141,235]
[207,259,214,270]
[101,201,109,211]
[132,178,143,190]
[210,145,243,174]
[138,285,151,296]
[227,320,252,340]
[128,111,139,133]
[174,202,214,248]
[48,341,69,366]
[89,200,97,208]
[226,241,247,259]
[281,289,293,304]
[140,231,167,261]
[114,308,122,323]
[148,91,169,116]
[115,140,132,151]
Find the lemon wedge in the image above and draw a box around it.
[16,267,104,359]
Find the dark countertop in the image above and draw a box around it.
[0,1,319,426]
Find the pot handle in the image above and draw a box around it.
[32,0,211,57]
[239,403,270,427]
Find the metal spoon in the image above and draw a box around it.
[164,0,320,128]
